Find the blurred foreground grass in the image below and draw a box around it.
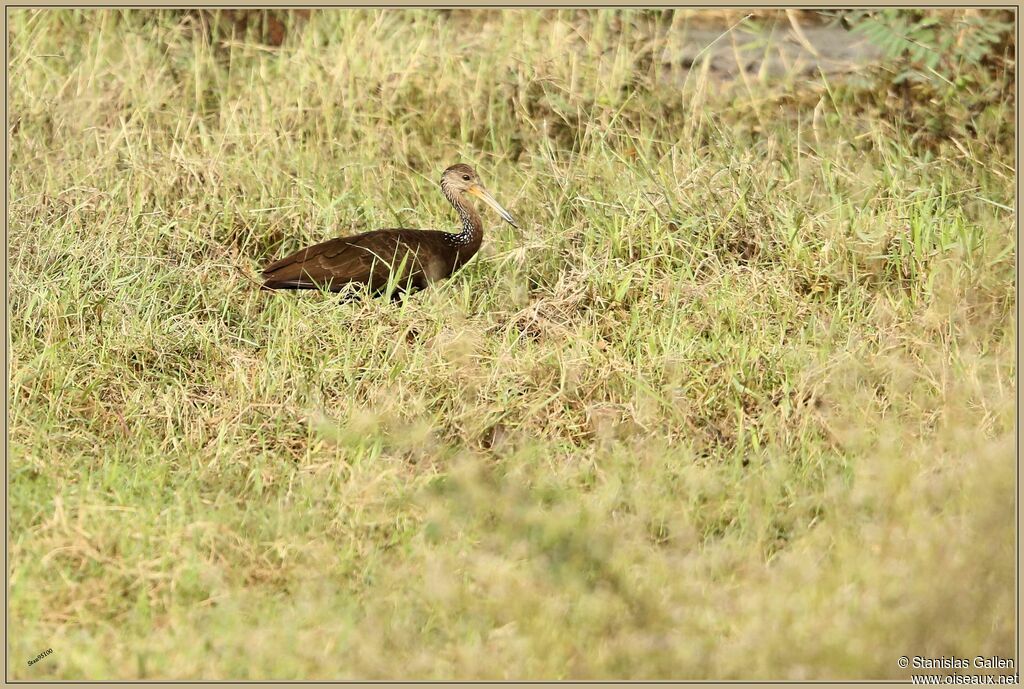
[8,9,1016,680]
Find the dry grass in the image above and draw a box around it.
[8,9,1016,680]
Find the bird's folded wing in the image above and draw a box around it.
[261,233,422,289]
[262,238,374,288]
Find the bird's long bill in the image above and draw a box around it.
[469,185,519,229]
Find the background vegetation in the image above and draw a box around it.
[8,9,1016,680]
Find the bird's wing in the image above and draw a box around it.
[261,231,426,291]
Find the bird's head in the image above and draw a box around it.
[441,164,518,228]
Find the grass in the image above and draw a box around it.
[7,8,1016,680]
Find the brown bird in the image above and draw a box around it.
[261,164,517,298]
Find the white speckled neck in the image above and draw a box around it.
[441,182,482,246]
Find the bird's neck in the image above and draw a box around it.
[454,204,482,244]
[444,188,483,249]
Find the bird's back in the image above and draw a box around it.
[261,228,473,294]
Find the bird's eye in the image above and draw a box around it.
[462,175,471,181]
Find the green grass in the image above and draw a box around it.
[8,9,1016,680]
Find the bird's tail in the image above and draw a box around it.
[234,263,278,291]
